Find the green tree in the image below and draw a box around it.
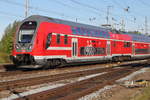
[0,21,20,54]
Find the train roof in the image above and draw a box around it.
[24,15,109,32]
[24,15,150,43]
[123,32,150,43]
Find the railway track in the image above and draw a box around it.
[0,59,148,85]
[0,59,149,99]
[15,66,142,100]
[0,66,116,91]
[0,63,115,83]
[0,63,111,77]
[0,59,148,83]
[0,61,146,100]
[0,59,148,78]
[0,64,12,72]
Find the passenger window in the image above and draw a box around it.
[80,47,85,55]
[57,34,60,44]
[64,35,68,44]
[46,33,52,49]
[124,42,131,47]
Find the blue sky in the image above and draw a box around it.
[0,0,150,39]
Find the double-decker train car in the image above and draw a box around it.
[10,15,150,68]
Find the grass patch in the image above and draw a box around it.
[132,86,150,100]
[0,52,11,64]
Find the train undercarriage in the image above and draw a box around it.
[10,53,150,69]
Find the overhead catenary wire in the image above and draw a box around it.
[0,0,150,33]
[51,0,107,24]
[138,0,150,7]
[0,10,24,18]
[51,0,102,23]
[0,0,79,20]
[52,0,102,16]
[70,0,137,23]
[0,0,106,25]
[70,0,140,32]
[70,0,106,13]
[111,0,144,17]
[0,0,137,23]
[108,0,148,32]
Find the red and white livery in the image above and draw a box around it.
[10,15,150,68]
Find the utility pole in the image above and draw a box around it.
[121,19,125,31]
[101,6,113,29]
[145,16,148,35]
[133,17,137,32]
[111,17,117,30]
[25,0,29,18]
[76,18,78,22]
[106,6,112,25]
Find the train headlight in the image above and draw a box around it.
[15,44,19,50]
[28,44,32,50]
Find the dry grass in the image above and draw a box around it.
[131,86,150,100]
[0,52,10,64]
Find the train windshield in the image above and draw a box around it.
[18,21,37,43]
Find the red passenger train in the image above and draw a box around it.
[10,15,150,68]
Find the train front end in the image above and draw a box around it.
[10,19,39,67]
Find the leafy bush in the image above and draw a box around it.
[0,21,20,63]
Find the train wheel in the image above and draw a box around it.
[58,59,66,67]
[43,59,66,69]
[112,57,118,62]
[43,60,55,69]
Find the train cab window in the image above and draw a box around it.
[64,35,68,44]
[18,21,37,43]
[57,34,60,44]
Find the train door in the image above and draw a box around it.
[149,44,150,54]
[107,41,111,56]
[132,42,135,55]
[72,38,78,58]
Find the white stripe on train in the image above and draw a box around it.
[47,47,72,50]
[52,33,150,44]
[34,54,150,60]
